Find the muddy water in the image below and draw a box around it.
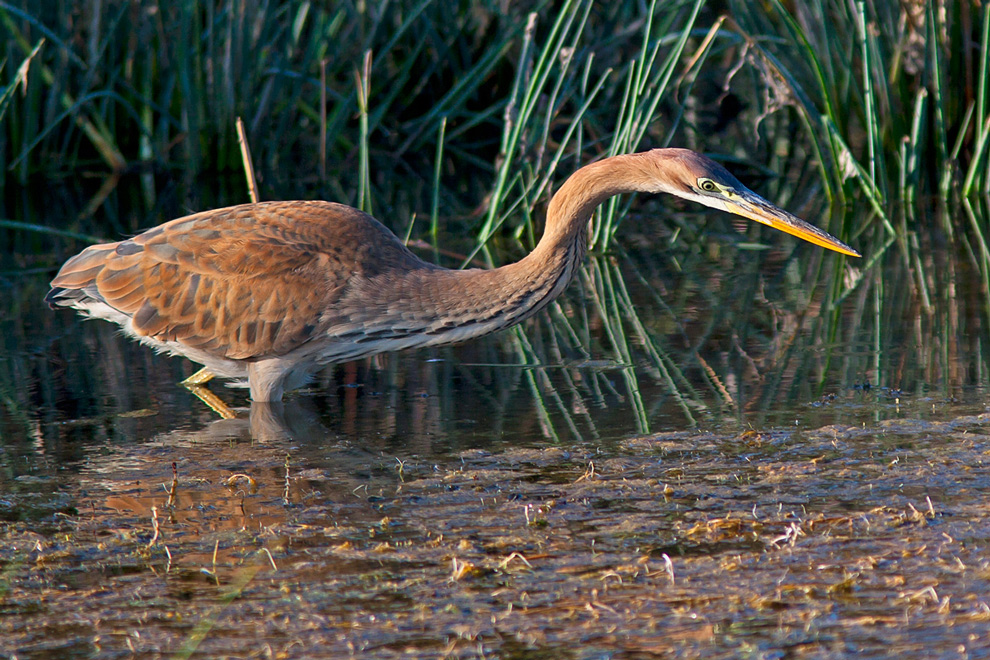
[2,391,989,658]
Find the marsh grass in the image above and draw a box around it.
[1,0,988,430]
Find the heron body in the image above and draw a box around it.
[47,149,859,402]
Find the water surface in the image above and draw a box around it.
[2,183,989,658]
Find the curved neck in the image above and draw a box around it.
[347,152,666,344]
[513,152,660,287]
[533,152,658,259]
[461,152,661,326]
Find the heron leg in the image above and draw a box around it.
[183,383,237,419]
[181,367,216,387]
[181,368,236,418]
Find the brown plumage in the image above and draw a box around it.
[47,149,859,402]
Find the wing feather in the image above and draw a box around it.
[48,201,432,360]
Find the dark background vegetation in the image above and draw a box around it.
[3,1,987,238]
[2,0,989,415]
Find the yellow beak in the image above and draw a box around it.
[728,191,861,258]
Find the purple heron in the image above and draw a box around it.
[47,149,859,402]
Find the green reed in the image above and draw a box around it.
[3,2,984,227]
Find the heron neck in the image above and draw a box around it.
[343,153,661,343]
[472,153,658,325]
[535,152,656,255]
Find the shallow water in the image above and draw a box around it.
[2,184,990,657]
[3,399,990,658]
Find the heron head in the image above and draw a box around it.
[647,149,860,258]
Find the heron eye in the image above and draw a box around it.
[699,179,718,193]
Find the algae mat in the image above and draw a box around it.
[2,411,989,658]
